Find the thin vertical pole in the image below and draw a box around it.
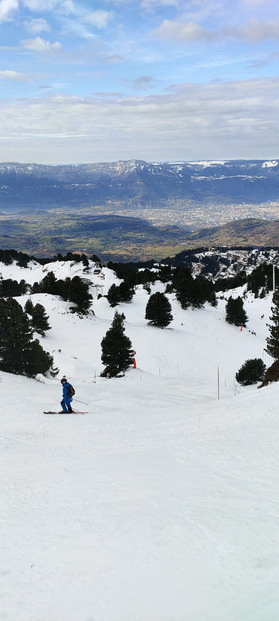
[273,264,276,293]
[217,366,220,401]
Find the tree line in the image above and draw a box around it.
[0,272,92,314]
[2,248,279,383]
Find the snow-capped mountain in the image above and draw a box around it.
[0,159,278,210]
[1,252,279,620]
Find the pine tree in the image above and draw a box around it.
[38,270,57,294]
[107,282,134,307]
[31,303,51,336]
[171,266,192,310]
[118,281,134,304]
[25,298,34,315]
[265,289,279,359]
[101,311,134,377]
[107,283,120,307]
[158,265,172,283]
[0,298,54,376]
[68,276,92,314]
[24,339,55,377]
[225,296,248,327]
[145,292,173,327]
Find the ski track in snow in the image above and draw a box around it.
[0,259,279,620]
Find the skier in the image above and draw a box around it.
[60,377,73,413]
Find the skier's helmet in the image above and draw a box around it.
[61,378,67,384]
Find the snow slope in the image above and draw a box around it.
[1,259,279,621]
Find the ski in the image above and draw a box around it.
[43,411,88,415]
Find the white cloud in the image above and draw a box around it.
[0,0,18,22]
[24,18,50,34]
[231,18,279,42]
[141,0,179,8]
[60,17,95,39]
[22,0,58,10]
[153,20,209,42]
[141,0,224,19]
[106,55,124,64]
[85,10,114,30]
[0,69,29,81]
[21,0,76,13]
[0,77,278,163]
[153,17,279,43]
[0,0,72,24]
[21,36,61,51]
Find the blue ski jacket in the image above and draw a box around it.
[62,382,71,399]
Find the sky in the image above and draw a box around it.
[0,0,278,164]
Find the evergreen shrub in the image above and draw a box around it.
[235,358,266,386]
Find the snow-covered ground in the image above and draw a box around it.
[1,259,279,621]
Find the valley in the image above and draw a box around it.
[1,207,279,261]
[0,159,278,259]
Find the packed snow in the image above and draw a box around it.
[1,258,279,621]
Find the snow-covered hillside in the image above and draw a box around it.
[1,257,279,621]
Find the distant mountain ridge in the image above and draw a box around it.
[0,159,278,210]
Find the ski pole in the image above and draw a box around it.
[74,398,89,405]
